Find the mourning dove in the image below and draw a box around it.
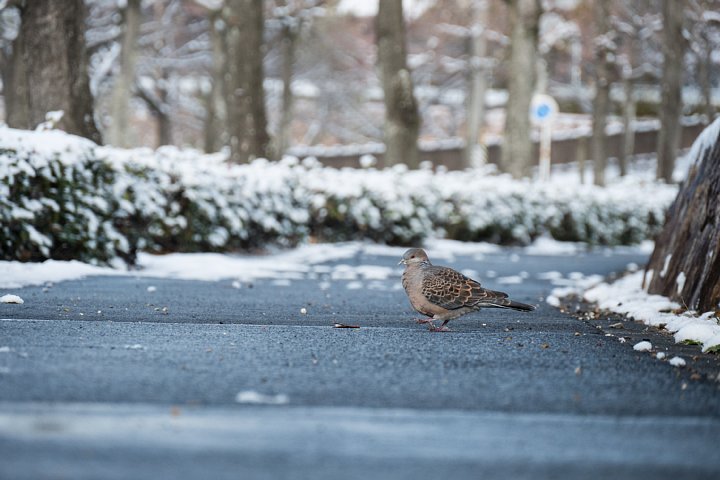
[400,248,535,332]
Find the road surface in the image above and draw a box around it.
[1,246,718,479]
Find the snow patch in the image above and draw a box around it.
[235,390,289,405]
[668,356,686,367]
[524,236,582,256]
[0,260,121,289]
[497,276,523,285]
[0,294,24,304]
[633,341,653,352]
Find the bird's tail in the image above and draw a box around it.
[490,298,536,311]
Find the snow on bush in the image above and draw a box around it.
[1,126,677,265]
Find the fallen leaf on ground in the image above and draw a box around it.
[333,323,360,329]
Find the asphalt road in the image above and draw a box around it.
[1,246,719,480]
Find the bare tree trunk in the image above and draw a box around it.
[108,0,141,147]
[8,0,102,143]
[501,0,540,179]
[204,8,227,153]
[699,32,714,125]
[137,70,172,147]
[375,0,420,168]
[619,74,635,177]
[645,118,720,312]
[224,0,272,163]
[278,22,298,156]
[2,32,29,128]
[591,0,611,187]
[577,135,587,184]
[656,0,685,183]
[464,1,490,168]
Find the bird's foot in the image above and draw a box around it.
[429,325,451,332]
[415,318,434,324]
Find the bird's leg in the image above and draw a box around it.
[429,320,451,332]
[415,317,435,324]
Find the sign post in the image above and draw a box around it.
[530,94,558,181]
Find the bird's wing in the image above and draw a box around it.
[421,266,507,310]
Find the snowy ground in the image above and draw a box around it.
[547,269,720,354]
[0,236,631,289]
[3,232,717,355]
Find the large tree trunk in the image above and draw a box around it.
[591,0,611,187]
[699,38,713,124]
[656,0,685,183]
[375,0,420,168]
[204,8,228,153]
[108,0,141,147]
[644,119,720,313]
[464,0,490,168]
[224,0,272,163]
[619,73,635,177]
[8,0,102,144]
[277,21,298,157]
[501,0,540,179]
[2,31,28,129]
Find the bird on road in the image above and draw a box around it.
[399,248,535,332]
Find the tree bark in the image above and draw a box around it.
[464,1,490,168]
[656,0,685,183]
[501,0,540,179]
[645,119,720,313]
[224,0,272,163]
[375,0,420,168]
[591,0,611,187]
[8,0,102,144]
[108,0,141,147]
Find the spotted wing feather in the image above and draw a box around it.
[421,266,509,310]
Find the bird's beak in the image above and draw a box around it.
[398,259,406,265]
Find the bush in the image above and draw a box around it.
[0,127,678,265]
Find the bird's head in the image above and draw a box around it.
[399,248,430,266]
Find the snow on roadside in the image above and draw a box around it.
[0,239,518,289]
[0,260,122,289]
[549,270,720,353]
[523,236,583,256]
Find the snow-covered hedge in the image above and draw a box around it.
[0,127,677,265]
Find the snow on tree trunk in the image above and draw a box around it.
[464,1,490,168]
[656,0,685,183]
[500,0,540,179]
[108,0,140,147]
[224,0,272,163]
[645,118,720,313]
[8,0,102,144]
[375,0,420,168]
[591,0,611,187]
